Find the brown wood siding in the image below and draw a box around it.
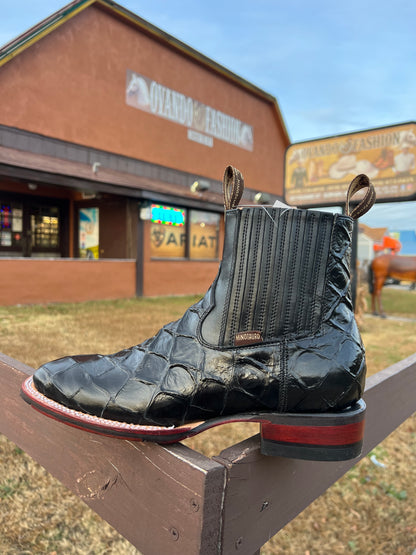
[143,259,219,297]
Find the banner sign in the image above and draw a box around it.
[284,123,416,206]
[126,69,254,151]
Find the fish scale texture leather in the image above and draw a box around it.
[33,207,366,427]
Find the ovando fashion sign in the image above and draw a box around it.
[126,69,254,151]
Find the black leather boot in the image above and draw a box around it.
[22,166,376,461]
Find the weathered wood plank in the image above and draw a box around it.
[215,353,416,555]
[0,354,226,555]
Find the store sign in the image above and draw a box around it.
[189,222,218,259]
[150,225,186,258]
[151,204,185,226]
[285,123,416,206]
[150,224,218,259]
[126,69,254,151]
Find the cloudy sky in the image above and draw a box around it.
[1,0,415,231]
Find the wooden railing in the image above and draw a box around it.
[1,352,415,555]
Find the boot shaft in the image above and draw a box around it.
[201,205,353,347]
[201,167,376,349]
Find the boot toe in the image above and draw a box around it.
[33,356,115,416]
[33,357,79,400]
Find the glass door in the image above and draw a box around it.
[0,197,63,257]
[29,204,61,257]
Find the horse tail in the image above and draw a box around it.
[368,262,374,294]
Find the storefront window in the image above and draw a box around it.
[189,210,220,259]
[31,206,60,249]
[0,202,23,249]
[0,197,64,257]
[79,208,99,259]
[149,204,220,260]
[150,204,186,258]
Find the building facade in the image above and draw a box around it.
[0,0,290,305]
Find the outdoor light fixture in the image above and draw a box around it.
[28,183,38,191]
[92,162,101,174]
[190,179,210,193]
[254,191,271,204]
[139,200,152,221]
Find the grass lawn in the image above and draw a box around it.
[0,290,415,554]
[366,284,416,318]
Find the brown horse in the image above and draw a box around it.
[369,254,416,316]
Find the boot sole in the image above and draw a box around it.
[21,376,365,462]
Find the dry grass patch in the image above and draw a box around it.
[0,293,415,554]
[0,296,198,370]
[362,316,416,376]
[365,285,416,319]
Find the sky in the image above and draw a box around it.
[1,0,415,232]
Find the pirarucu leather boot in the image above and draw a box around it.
[22,166,376,461]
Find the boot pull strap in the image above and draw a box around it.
[345,173,376,220]
[223,165,244,210]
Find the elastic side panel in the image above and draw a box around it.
[221,207,283,346]
[238,209,267,334]
[266,209,293,339]
[222,209,254,345]
[204,207,338,347]
[228,207,336,343]
[253,208,281,334]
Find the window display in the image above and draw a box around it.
[0,202,24,252]
[31,206,60,249]
[189,210,219,259]
[0,199,62,257]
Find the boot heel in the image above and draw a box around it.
[260,400,366,461]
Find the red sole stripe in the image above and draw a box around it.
[261,421,365,446]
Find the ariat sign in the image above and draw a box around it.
[126,69,254,151]
[150,224,218,259]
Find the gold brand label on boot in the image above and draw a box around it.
[235,330,263,346]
